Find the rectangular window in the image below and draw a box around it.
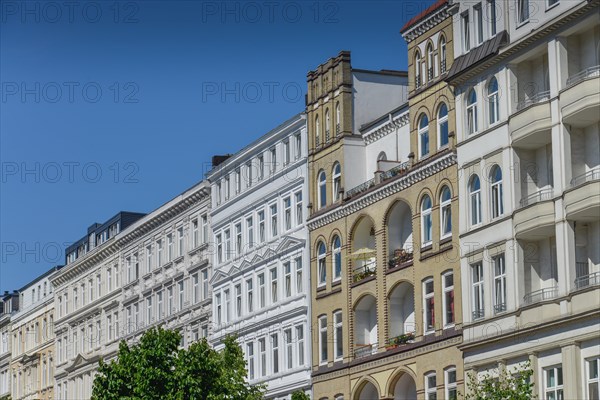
[258,273,265,308]
[157,291,164,319]
[271,268,278,303]
[201,215,208,244]
[472,262,484,320]
[259,338,267,377]
[296,325,305,366]
[192,219,199,248]
[547,0,559,8]
[493,254,507,313]
[216,293,222,325]
[425,373,437,400]
[283,139,290,166]
[146,245,152,273]
[296,257,303,294]
[319,316,328,364]
[334,311,343,361]
[177,227,184,257]
[247,343,255,380]
[224,176,230,200]
[178,280,184,311]
[224,289,231,323]
[488,0,497,35]
[270,203,278,237]
[167,234,173,262]
[193,273,199,304]
[235,284,242,318]
[284,197,292,230]
[587,358,599,400]
[271,333,279,374]
[202,269,209,300]
[442,272,455,327]
[258,211,265,243]
[462,12,470,52]
[295,191,303,225]
[246,278,253,313]
[224,229,231,260]
[518,0,530,24]
[235,168,241,193]
[146,296,152,324]
[474,3,483,44]
[246,216,254,248]
[285,328,293,369]
[235,223,242,256]
[294,133,301,160]
[284,262,292,297]
[545,366,563,400]
[167,286,174,316]
[246,161,253,187]
[269,147,277,175]
[424,279,435,333]
[216,181,222,205]
[157,239,163,266]
[216,234,223,264]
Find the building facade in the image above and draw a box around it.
[446,0,600,399]
[9,266,62,400]
[306,36,463,400]
[207,113,311,399]
[0,291,19,398]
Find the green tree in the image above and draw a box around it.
[291,390,311,400]
[91,327,264,400]
[462,361,536,400]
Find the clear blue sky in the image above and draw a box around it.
[0,0,424,292]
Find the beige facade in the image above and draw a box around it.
[307,2,463,399]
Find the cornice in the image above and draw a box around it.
[363,113,409,145]
[307,151,457,230]
[402,3,455,43]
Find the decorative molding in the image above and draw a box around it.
[402,3,454,43]
[363,113,409,145]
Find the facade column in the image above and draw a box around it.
[561,343,581,400]
[555,217,576,299]
[528,352,539,398]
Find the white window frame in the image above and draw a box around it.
[318,316,328,365]
[418,114,429,158]
[258,273,265,309]
[296,325,305,367]
[487,77,499,125]
[235,223,242,256]
[437,103,449,149]
[318,170,327,209]
[258,210,265,243]
[474,3,484,45]
[246,278,253,313]
[469,175,482,226]
[442,271,455,328]
[247,342,255,380]
[284,196,292,230]
[425,372,437,400]
[490,166,504,218]
[284,328,293,369]
[440,186,452,239]
[493,254,507,314]
[421,195,433,245]
[467,89,478,135]
[246,216,254,248]
[318,242,327,287]
[587,357,600,400]
[445,367,457,400]
[235,283,242,318]
[284,262,292,298]
[471,262,484,320]
[333,311,343,361]
[423,278,435,334]
[270,267,278,304]
[462,11,470,52]
[544,365,563,400]
[271,333,279,374]
[332,236,342,282]
[270,203,278,238]
[259,338,267,377]
[517,0,530,25]
[296,257,303,294]
[332,163,341,202]
[295,191,303,226]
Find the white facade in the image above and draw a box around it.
[208,113,311,399]
[451,1,600,399]
[0,293,17,398]
[52,182,211,400]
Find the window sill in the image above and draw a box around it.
[316,285,327,292]
[545,2,560,12]
[516,19,530,29]
[440,235,452,244]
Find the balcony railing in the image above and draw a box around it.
[325,129,331,143]
[519,188,553,208]
[472,309,484,320]
[571,167,600,187]
[387,249,414,270]
[415,75,421,89]
[566,65,600,87]
[354,342,378,359]
[494,303,507,314]
[346,161,410,199]
[353,261,376,283]
[516,90,551,111]
[427,67,434,81]
[441,59,447,74]
[574,271,600,290]
[523,286,558,305]
[336,123,341,136]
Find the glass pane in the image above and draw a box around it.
[590,360,599,379]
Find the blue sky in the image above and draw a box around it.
[0,0,423,292]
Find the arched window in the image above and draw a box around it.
[318,170,327,209]
[421,195,432,245]
[440,186,452,238]
[427,43,434,81]
[490,166,504,218]
[315,116,321,147]
[335,102,341,134]
[415,51,422,88]
[487,77,499,125]
[469,175,482,225]
[332,236,342,281]
[377,152,387,171]
[440,36,447,73]
[418,114,429,158]
[332,162,341,202]
[437,103,449,148]
[317,241,327,286]
[466,89,478,135]
[325,109,331,142]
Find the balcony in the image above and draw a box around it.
[336,123,341,136]
[562,65,600,128]
[494,303,507,314]
[574,271,600,290]
[510,91,552,148]
[387,250,414,270]
[519,188,553,208]
[352,260,376,283]
[325,129,331,143]
[472,309,484,321]
[565,168,600,221]
[346,161,410,199]
[441,59,447,74]
[523,286,558,305]
[514,194,555,239]
[354,342,378,359]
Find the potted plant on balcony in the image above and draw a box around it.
[386,332,415,350]
[388,248,414,269]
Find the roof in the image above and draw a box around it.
[400,0,447,33]
[445,31,509,83]
[17,265,64,292]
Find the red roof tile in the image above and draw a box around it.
[400,0,447,33]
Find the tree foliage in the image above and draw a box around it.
[462,361,536,400]
[291,390,311,400]
[91,327,264,400]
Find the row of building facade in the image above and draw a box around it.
[1,0,598,399]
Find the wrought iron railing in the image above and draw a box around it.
[574,271,600,290]
[336,124,341,136]
[472,309,484,320]
[346,161,410,199]
[427,68,434,81]
[346,178,376,198]
[415,75,421,89]
[387,250,414,269]
[566,65,600,87]
[494,303,507,314]
[516,90,551,111]
[570,167,600,187]
[523,286,558,305]
[519,188,553,208]
[325,129,330,143]
[441,60,447,74]
[380,161,410,181]
[354,342,378,359]
[353,261,377,283]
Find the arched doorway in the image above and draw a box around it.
[393,373,417,400]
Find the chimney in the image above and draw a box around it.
[212,154,232,168]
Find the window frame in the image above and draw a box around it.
[318,170,327,209]
[471,262,484,320]
[466,88,478,135]
[469,175,482,226]
[421,195,433,245]
[317,241,327,287]
[544,365,564,400]
[490,165,504,219]
[333,310,343,361]
[318,315,328,365]
[487,76,500,126]
[442,271,455,328]
[418,114,430,158]
[437,102,449,149]
[493,254,507,314]
[425,372,437,400]
[332,235,342,282]
[440,186,452,239]
[423,278,435,334]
